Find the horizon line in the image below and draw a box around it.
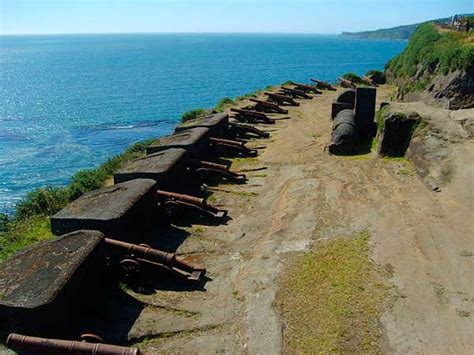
[0,31,343,37]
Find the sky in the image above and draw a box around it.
[0,0,472,35]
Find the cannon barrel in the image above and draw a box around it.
[156,189,206,206]
[6,333,141,355]
[230,108,275,124]
[231,108,268,119]
[210,137,245,147]
[249,98,288,114]
[228,122,270,138]
[291,82,321,93]
[310,78,336,90]
[281,87,311,99]
[189,159,229,172]
[265,92,299,106]
[105,238,175,265]
[338,77,356,89]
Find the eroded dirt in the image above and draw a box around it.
[115,86,473,354]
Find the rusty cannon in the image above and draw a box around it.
[265,92,299,106]
[291,82,322,94]
[362,75,377,86]
[230,108,275,124]
[209,136,257,157]
[280,86,312,99]
[228,122,270,139]
[188,158,246,183]
[105,238,205,281]
[338,77,357,89]
[6,333,143,355]
[310,78,336,91]
[156,189,227,219]
[249,98,288,114]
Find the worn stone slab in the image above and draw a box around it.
[0,230,104,334]
[146,127,211,157]
[175,113,229,137]
[114,148,189,189]
[51,179,157,240]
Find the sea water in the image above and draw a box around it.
[0,34,406,210]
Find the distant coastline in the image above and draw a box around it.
[340,13,474,39]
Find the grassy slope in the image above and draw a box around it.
[385,22,474,91]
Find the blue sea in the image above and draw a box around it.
[0,34,406,211]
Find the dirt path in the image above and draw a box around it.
[127,86,474,354]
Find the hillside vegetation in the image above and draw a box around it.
[386,23,474,78]
[384,22,474,106]
[341,13,473,39]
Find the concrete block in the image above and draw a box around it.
[175,113,229,138]
[51,179,157,240]
[114,148,189,189]
[0,230,105,335]
[146,127,211,157]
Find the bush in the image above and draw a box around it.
[215,97,235,112]
[15,187,70,220]
[181,108,209,123]
[342,72,364,84]
[365,70,386,84]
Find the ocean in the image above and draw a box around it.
[0,34,406,211]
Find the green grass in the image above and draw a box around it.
[0,138,153,260]
[0,216,53,260]
[386,22,474,88]
[181,108,210,123]
[214,97,235,112]
[276,231,390,353]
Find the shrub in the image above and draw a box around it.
[181,108,209,123]
[15,186,70,220]
[342,72,364,84]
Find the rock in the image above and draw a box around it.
[377,111,421,157]
[430,68,474,110]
